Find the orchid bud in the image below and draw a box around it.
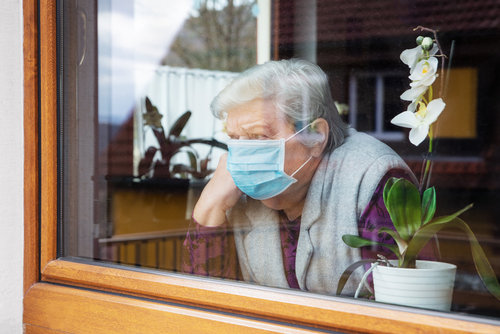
[416,36,424,45]
[421,37,433,51]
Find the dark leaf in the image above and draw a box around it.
[169,111,192,138]
[171,164,190,174]
[186,151,197,170]
[336,259,380,296]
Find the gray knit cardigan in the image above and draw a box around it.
[226,129,416,295]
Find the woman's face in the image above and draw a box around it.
[226,98,317,209]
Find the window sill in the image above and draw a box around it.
[30,258,500,333]
[24,283,325,333]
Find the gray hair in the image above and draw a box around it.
[210,59,349,153]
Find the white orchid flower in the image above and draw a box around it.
[391,98,446,146]
[400,85,428,112]
[401,85,427,101]
[400,43,438,73]
[406,100,419,113]
[409,57,438,88]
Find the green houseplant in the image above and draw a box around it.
[337,27,500,310]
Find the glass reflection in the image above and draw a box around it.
[60,0,500,321]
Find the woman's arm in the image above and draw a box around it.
[193,154,243,227]
[181,215,241,280]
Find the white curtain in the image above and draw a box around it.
[134,66,239,176]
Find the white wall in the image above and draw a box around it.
[0,0,24,332]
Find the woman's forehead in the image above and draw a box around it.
[226,99,292,136]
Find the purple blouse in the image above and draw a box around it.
[181,169,435,287]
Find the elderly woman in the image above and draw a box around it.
[182,59,418,295]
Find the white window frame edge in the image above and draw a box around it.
[349,71,406,141]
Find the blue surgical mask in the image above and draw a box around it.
[226,124,313,200]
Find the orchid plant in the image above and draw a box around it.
[392,29,447,193]
[337,27,500,302]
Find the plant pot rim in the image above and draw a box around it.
[376,260,457,271]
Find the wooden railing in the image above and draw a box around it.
[98,229,188,271]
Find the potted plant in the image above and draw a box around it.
[140,96,227,180]
[336,27,500,311]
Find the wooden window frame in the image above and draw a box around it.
[22,0,500,332]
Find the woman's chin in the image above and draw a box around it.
[259,194,289,211]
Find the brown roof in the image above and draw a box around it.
[279,0,500,44]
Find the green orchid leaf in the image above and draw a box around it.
[385,178,421,241]
[336,259,379,296]
[342,235,400,259]
[402,221,444,267]
[383,177,399,213]
[430,203,473,225]
[405,216,500,300]
[403,204,473,266]
[421,186,436,225]
[378,227,407,256]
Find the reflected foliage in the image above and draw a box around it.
[162,0,257,72]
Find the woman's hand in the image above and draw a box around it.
[193,153,243,226]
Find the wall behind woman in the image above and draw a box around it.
[0,0,24,332]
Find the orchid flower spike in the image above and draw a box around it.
[400,43,439,74]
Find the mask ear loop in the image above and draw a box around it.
[285,123,314,177]
[290,156,312,177]
[285,123,312,142]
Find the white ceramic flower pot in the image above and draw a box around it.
[372,260,457,311]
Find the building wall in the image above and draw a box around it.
[0,0,24,332]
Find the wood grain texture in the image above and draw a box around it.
[42,259,500,334]
[25,324,71,334]
[24,283,323,334]
[23,0,40,296]
[39,0,58,270]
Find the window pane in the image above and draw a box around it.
[383,76,407,133]
[354,76,376,132]
[60,0,257,267]
[60,0,500,322]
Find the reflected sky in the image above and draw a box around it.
[98,0,192,124]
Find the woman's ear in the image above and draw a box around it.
[310,118,329,157]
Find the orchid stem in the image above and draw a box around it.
[429,126,434,152]
[420,125,434,194]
